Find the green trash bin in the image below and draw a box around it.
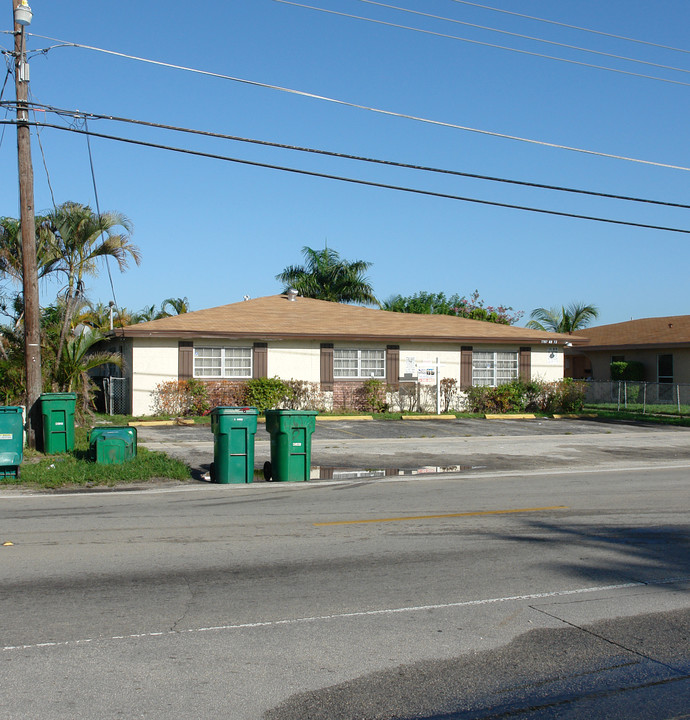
[0,406,24,478]
[40,393,77,454]
[264,410,318,482]
[89,426,137,465]
[210,407,258,484]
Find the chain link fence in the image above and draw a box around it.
[584,380,690,416]
[103,377,129,416]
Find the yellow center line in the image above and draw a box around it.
[314,506,568,527]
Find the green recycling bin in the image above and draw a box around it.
[264,410,318,482]
[89,426,137,465]
[40,393,77,454]
[210,406,258,484]
[0,406,24,478]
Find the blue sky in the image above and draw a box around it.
[2,0,689,326]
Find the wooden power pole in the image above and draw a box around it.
[12,0,42,448]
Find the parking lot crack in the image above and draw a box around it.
[529,604,685,675]
[170,575,195,632]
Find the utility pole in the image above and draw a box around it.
[12,0,42,449]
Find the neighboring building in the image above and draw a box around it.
[113,294,579,415]
[566,315,690,383]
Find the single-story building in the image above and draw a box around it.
[566,315,690,383]
[112,294,580,415]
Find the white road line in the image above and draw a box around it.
[4,576,688,653]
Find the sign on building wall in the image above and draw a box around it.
[417,365,437,385]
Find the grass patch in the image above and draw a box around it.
[2,426,192,490]
[583,408,690,427]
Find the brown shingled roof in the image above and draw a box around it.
[116,294,579,345]
[572,315,690,349]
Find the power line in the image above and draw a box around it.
[348,0,690,77]
[273,0,690,88]
[5,119,690,236]
[447,0,690,56]
[8,100,690,211]
[22,33,690,173]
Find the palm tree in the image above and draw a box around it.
[276,246,378,306]
[160,296,190,316]
[52,330,123,414]
[0,215,60,283]
[526,303,599,333]
[44,202,141,364]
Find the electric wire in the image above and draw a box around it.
[7,119,690,236]
[447,0,690,56]
[274,1,690,88]
[20,33,690,173]
[28,90,57,209]
[0,63,11,153]
[82,116,121,323]
[347,0,690,77]
[7,100,689,211]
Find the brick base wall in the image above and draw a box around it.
[333,381,369,411]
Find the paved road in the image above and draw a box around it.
[2,449,689,718]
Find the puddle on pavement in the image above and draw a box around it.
[201,465,476,483]
[309,465,473,480]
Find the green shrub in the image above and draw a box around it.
[611,361,645,381]
[360,378,388,413]
[243,376,294,413]
[464,379,586,414]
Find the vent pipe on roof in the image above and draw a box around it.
[286,288,299,301]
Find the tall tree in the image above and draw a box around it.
[276,246,378,306]
[526,303,599,333]
[160,296,190,316]
[44,202,141,364]
[0,215,59,283]
[383,290,523,326]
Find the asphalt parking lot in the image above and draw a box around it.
[136,416,690,481]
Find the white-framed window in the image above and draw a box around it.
[472,351,518,386]
[334,349,386,379]
[194,346,252,378]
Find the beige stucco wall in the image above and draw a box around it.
[266,341,321,382]
[584,348,690,383]
[130,339,178,415]
[530,346,565,383]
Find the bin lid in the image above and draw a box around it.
[0,406,23,413]
[211,406,258,415]
[265,409,318,416]
[40,393,77,400]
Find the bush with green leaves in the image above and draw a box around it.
[360,378,388,412]
[463,379,586,414]
[610,361,645,381]
[243,376,294,413]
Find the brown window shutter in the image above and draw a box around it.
[253,343,268,378]
[519,347,531,382]
[178,341,193,380]
[320,343,334,391]
[460,346,473,388]
[386,345,399,387]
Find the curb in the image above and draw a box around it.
[484,414,536,420]
[552,413,598,419]
[401,415,456,421]
[316,415,373,422]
